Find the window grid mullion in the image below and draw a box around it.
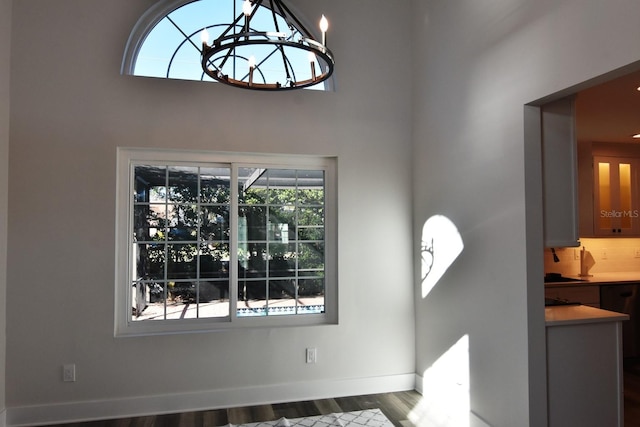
[163,167,169,320]
[195,166,202,319]
[230,164,239,322]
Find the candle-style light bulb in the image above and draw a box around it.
[319,15,329,46]
[248,55,256,85]
[242,0,253,16]
[200,28,210,49]
[242,0,253,35]
[308,51,317,80]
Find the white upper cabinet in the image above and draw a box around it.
[593,156,640,235]
[541,96,580,247]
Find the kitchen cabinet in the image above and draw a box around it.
[541,96,580,247]
[601,283,640,357]
[578,142,640,237]
[546,305,627,427]
[593,156,640,235]
[545,285,599,307]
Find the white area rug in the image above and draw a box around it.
[229,409,394,427]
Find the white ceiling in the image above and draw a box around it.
[576,69,640,144]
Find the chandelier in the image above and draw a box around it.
[200,0,334,91]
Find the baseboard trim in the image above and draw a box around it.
[7,373,415,427]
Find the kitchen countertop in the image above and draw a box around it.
[545,304,629,326]
[544,272,640,287]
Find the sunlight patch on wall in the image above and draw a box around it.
[411,334,470,427]
[421,215,464,298]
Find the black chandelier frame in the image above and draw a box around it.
[201,0,335,91]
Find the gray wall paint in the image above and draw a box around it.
[0,0,11,418]
[7,0,415,409]
[412,0,640,425]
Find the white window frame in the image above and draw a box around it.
[115,148,338,336]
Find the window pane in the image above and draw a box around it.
[238,280,267,317]
[299,278,325,314]
[168,166,198,203]
[167,243,198,279]
[299,242,324,270]
[298,170,325,205]
[200,167,231,203]
[241,206,267,241]
[298,226,324,241]
[200,206,229,242]
[241,243,267,277]
[239,167,268,204]
[299,207,324,226]
[200,244,229,278]
[133,243,165,281]
[167,204,198,241]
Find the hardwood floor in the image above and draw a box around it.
[43,391,423,427]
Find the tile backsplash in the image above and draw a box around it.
[544,238,640,276]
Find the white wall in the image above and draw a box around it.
[6,0,415,424]
[0,0,11,424]
[411,0,640,426]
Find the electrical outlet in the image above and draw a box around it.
[305,348,317,364]
[601,249,608,260]
[574,249,580,261]
[634,248,640,258]
[63,364,76,382]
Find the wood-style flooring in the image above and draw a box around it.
[43,391,422,427]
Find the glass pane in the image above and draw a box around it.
[598,162,611,229]
[200,167,231,203]
[131,280,168,321]
[268,169,297,204]
[620,163,632,228]
[298,226,324,241]
[297,170,324,205]
[198,280,230,318]
[167,166,198,203]
[200,206,229,242]
[298,207,324,227]
[169,281,197,302]
[268,206,295,241]
[240,243,267,277]
[133,243,165,281]
[167,244,198,279]
[167,204,198,241]
[133,205,167,241]
[269,243,296,277]
[135,165,167,202]
[239,167,268,204]
[241,206,267,241]
[200,245,229,278]
[238,280,267,317]
[299,278,324,298]
[269,280,297,315]
[299,242,324,270]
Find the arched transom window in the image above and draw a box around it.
[122,0,332,90]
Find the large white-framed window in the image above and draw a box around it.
[115,148,337,336]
